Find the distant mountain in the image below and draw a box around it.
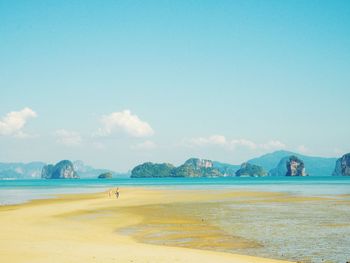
[212,161,240,176]
[73,160,115,178]
[248,151,295,171]
[248,150,337,176]
[0,160,118,179]
[0,162,45,179]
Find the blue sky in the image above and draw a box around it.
[1,0,350,171]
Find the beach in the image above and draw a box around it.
[1,186,349,263]
[0,187,295,263]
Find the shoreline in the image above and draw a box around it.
[2,176,350,206]
[0,187,294,263]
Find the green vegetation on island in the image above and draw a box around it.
[235,163,267,177]
[131,158,269,178]
[131,162,176,178]
[130,155,319,178]
[174,158,223,177]
[131,158,236,178]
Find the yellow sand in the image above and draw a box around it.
[0,187,294,263]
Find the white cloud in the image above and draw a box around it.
[131,140,157,150]
[184,135,285,151]
[297,145,310,154]
[260,140,286,150]
[55,129,82,146]
[97,110,154,138]
[231,139,257,149]
[188,135,227,146]
[0,107,37,137]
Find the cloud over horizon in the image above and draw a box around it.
[97,110,154,138]
[55,129,82,146]
[184,135,286,151]
[0,108,37,138]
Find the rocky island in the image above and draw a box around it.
[269,155,308,176]
[286,156,307,176]
[174,158,223,177]
[131,158,235,178]
[131,155,311,178]
[41,160,79,179]
[235,163,267,177]
[131,162,175,178]
[332,153,350,176]
[98,172,113,179]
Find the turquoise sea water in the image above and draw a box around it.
[1,176,350,205]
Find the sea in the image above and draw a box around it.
[0,176,350,205]
[1,176,350,263]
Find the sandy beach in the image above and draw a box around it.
[0,187,296,263]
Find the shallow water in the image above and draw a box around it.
[214,198,350,263]
[118,194,350,263]
[1,176,350,205]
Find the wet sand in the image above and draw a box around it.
[112,188,349,262]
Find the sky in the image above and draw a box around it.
[1,0,350,171]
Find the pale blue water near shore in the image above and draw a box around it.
[1,176,349,205]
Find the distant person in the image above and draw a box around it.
[115,187,120,199]
[108,188,114,198]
